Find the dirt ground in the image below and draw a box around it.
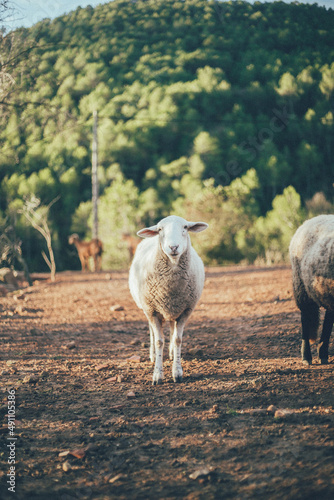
[0,265,333,500]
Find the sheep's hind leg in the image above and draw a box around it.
[318,310,334,364]
[150,317,164,385]
[301,303,319,365]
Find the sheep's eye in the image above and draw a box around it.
[184,225,188,229]
[158,228,162,232]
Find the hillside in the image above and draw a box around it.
[0,0,333,271]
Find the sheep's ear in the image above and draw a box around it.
[187,222,209,233]
[137,225,159,238]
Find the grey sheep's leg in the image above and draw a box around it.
[318,310,334,364]
[300,302,320,365]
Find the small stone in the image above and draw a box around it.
[130,339,141,346]
[106,376,117,382]
[59,450,70,457]
[274,409,294,418]
[110,304,124,312]
[117,375,124,383]
[126,355,141,363]
[96,363,109,371]
[109,473,122,484]
[267,405,278,415]
[127,391,136,399]
[69,448,86,459]
[62,461,71,472]
[189,467,210,480]
[209,404,219,414]
[65,341,76,350]
[188,347,203,356]
[13,293,25,301]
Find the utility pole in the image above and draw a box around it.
[92,110,99,239]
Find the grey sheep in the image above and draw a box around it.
[289,215,334,365]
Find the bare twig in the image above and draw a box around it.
[20,196,59,282]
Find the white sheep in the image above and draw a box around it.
[289,214,334,365]
[129,215,208,384]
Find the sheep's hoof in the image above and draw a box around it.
[318,344,328,364]
[302,358,312,366]
[173,375,183,383]
[152,370,163,385]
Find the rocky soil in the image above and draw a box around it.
[0,266,333,500]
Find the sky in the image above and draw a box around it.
[3,0,108,31]
[3,0,334,32]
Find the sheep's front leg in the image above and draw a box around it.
[79,256,86,272]
[169,321,176,360]
[150,316,164,385]
[149,323,155,363]
[172,309,192,383]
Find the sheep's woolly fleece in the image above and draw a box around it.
[289,214,334,311]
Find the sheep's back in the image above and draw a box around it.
[290,215,334,310]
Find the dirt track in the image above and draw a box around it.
[1,266,333,500]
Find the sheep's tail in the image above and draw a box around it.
[301,302,320,344]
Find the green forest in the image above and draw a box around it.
[0,0,334,272]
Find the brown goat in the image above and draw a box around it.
[68,234,103,272]
[122,233,140,262]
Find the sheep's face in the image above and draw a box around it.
[137,215,208,264]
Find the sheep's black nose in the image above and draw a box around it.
[170,245,179,254]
